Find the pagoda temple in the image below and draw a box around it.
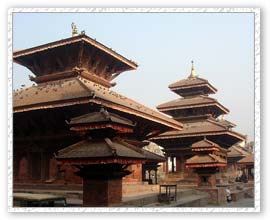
[150,62,245,186]
[13,25,183,206]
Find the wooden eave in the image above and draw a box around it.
[192,146,228,154]
[185,163,226,168]
[58,157,146,165]
[30,69,115,88]
[13,34,138,70]
[158,101,229,115]
[151,130,245,140]
[70,124,134,134]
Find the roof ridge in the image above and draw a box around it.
[104,138,117,156]
[207,118,229,129]
[114,137,144,155]
[208,153,222,162]
[57,140,87,156]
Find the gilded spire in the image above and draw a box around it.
[189,60,197,78]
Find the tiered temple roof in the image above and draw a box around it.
[152,62,244,150]
[169,77,217,97]
[185,139,227,168]
[57,109,164,165]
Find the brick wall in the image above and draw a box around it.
[83,178,122,206]
[123,164,142,182]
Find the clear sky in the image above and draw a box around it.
[12,12,255,141]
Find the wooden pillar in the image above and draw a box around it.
[18,156,28,180]
[171,156,175,172]
[155,170,158,184]
[180,155,185,178]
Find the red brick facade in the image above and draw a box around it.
[123,164,142,183]
[83,178,122,206]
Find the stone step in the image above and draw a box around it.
[14,188,83,200]
[231,187,254,201]
[120,189,208,207]
[14,183,82,191]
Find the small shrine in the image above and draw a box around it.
[185,139,227,187]
[56,108,149,206]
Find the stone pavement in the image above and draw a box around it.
[206,197,254,207]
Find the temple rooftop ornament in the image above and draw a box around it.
[189,60,197,78]
[71,22,78,37]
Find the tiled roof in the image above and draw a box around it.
[57,138,145,159]
[217,119,236,128]
[192,139,219,148]
[185,153,226,165]
[237,155,254,164]
[169,77,217,91]
[13,77,183,131]
[150,119,245,147]
[228,145,251,158]
[152,119,228,138]
[191,139,228,154]
[68,108,135,127]
[157,95,229,113]
[141,148,165,162]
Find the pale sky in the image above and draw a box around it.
[12,12,255,141]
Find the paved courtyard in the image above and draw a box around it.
[207,197,254,207]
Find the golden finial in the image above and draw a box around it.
[189,60,197,78]
[71,22,78,37]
